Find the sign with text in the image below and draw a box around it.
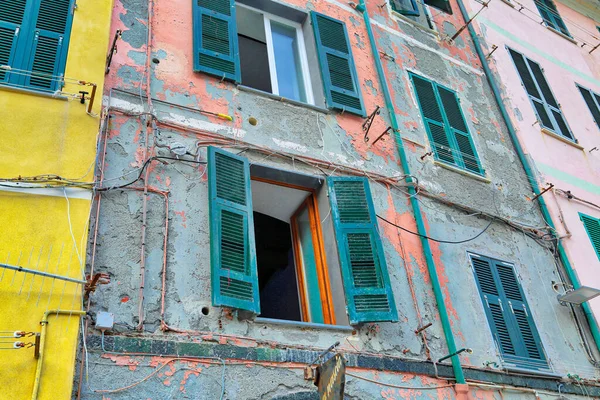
[316,353,345,400]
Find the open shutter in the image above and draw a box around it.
[411,74,455,164]
[580,214,600,261]
[0,0,28,83]
[311,12,365,117]
[328,177,397,324]
[577,86,600,131]
[438,87,483,174]
[495,262,547,369]
[208,147,259,314]
[390,0,420,16]
[20,0,73,91]
[424,0,452,14]
[193,0,240,82]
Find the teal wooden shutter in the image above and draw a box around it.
[311,12,365,117]
[580,213,600,261]
[0,0,28,83]
[390,0,420,16]
[470,254,548,370]
[577,85,600,131]
[193,0,240,82]
[508,49,574,141]
[424,0,452,14]
[328,177,397,324]
[20,0,74,91]
[535,0,570,37]
[208,147,259,314]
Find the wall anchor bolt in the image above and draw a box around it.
[78,91,88,104]
[486,44,498,59]
[371,126,394,146]
[420,151,433,161]
[531,183,554,202]
[363,105,381,142]
[415,322,433,334]
[105,29,122,74]
[589,146,598,153]
[438,348,473,363]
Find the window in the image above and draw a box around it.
[236,4,313,104]
[192,0,366,116]
[534,0,571,37]
[0,0,74,92]
[508,49,574,141]
[409,73,484,175]
[389,0,436,30]
[577,85,600,132]
[580,213,600,261]
[423,0,452,14]
[390,0,420,17]
[207,147,398,325]
[469,253,549,371]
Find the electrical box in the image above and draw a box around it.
[95,312,114,331]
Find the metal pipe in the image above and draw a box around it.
[32,310,86,400]
[357,0,466,384]
[454,0,600,356]
[0,263,86,284]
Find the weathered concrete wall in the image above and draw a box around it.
[77,0,600,398]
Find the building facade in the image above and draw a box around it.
[0,0,113,399]
[65,0,600,398]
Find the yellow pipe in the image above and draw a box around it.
[31,310,86,400]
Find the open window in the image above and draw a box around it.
[207,147,398,325]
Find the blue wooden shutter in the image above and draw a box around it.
[390,0,420,17]
[20,0,74,91]
[193,0,240,82]
[208,147,259,314]
[328,177,397,324]
[311,12,365,117]
[580,213,600,261]
[577,86,600,131]
[508,49,574,141]
[411,74,455,164]
[0,0,28,83]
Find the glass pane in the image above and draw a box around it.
[294,204,324,323]
[270,21,306,102]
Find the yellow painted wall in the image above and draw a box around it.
[0,0,113,398]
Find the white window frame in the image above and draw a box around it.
[237,3,315,105]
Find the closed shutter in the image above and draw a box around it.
[580,214,600,261]
[0,0,28,83]
[311,12,365,117]
[390,0,420,16]
[577,86,600,131]
[208,147,259,313]
[508,48,574,140]
[193,0,240,82]
[536,0,570,37]
[328,177,397,324]
[470,254,548,370]
[21,0,74,91]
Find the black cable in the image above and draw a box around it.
[377,214,493,244]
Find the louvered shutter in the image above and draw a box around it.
[0,0,28,83]
[20,0,74,91]
[193,0,240,82]
[328,177,397,324]
[577,86,600,131]
[208,147,259,313]
[438,87,483,174]
[580,214,600,261]
[424,0,452,14]
[411,75,455,164]
[311,12,365,117]
[390,0,420,16]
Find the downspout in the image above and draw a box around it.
[454,0,600,355]
[357,0,466,384]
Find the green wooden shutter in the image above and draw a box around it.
[328,177,397,324]
[424,0,452,14]
[577,86,600,131]
[580,213,600,261]
[390,0,420,16]
[19,0,74,91]
[508,48,574,141]
[535,0,570,37]
[208,147,259,313]
[0,0,28,83]
[470,254,548,370]
[311,12,365,117]
[193,0,240,82]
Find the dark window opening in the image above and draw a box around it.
[254,211,302,321]
[238,34,272,93]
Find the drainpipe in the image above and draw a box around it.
[454,0,600,355]
[357,0,466,384]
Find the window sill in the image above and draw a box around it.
[236,85,329,114]
[540,128,584,150]
[254,317,354,332]
[500,0,515,7]
[391,10,439,38]
[434,160,490,183]
[503,365,561,379]
[0,83,68,101]
[545,26,577,45]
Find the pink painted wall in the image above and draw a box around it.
[466,0,600,318]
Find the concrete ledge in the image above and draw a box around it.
[434,161,491,183]
[545,26,578,45]
[540,128,584,150]
[87,335,600,396]
[254,317,354,332]
[236,85,329,114]
[0,83,69,101]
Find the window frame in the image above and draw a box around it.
[576,83,600,132]
[236,3,314,105]
[534,0,571,38]
[408,71,484,176]
[579,213,600,262]
[390,0,420,17]
[507,48,575,142]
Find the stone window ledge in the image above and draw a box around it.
[540,127,584,150]
[545,26,577,45]
[237,85,329,114]
[434,160,491,183]
[254,317,354,332]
